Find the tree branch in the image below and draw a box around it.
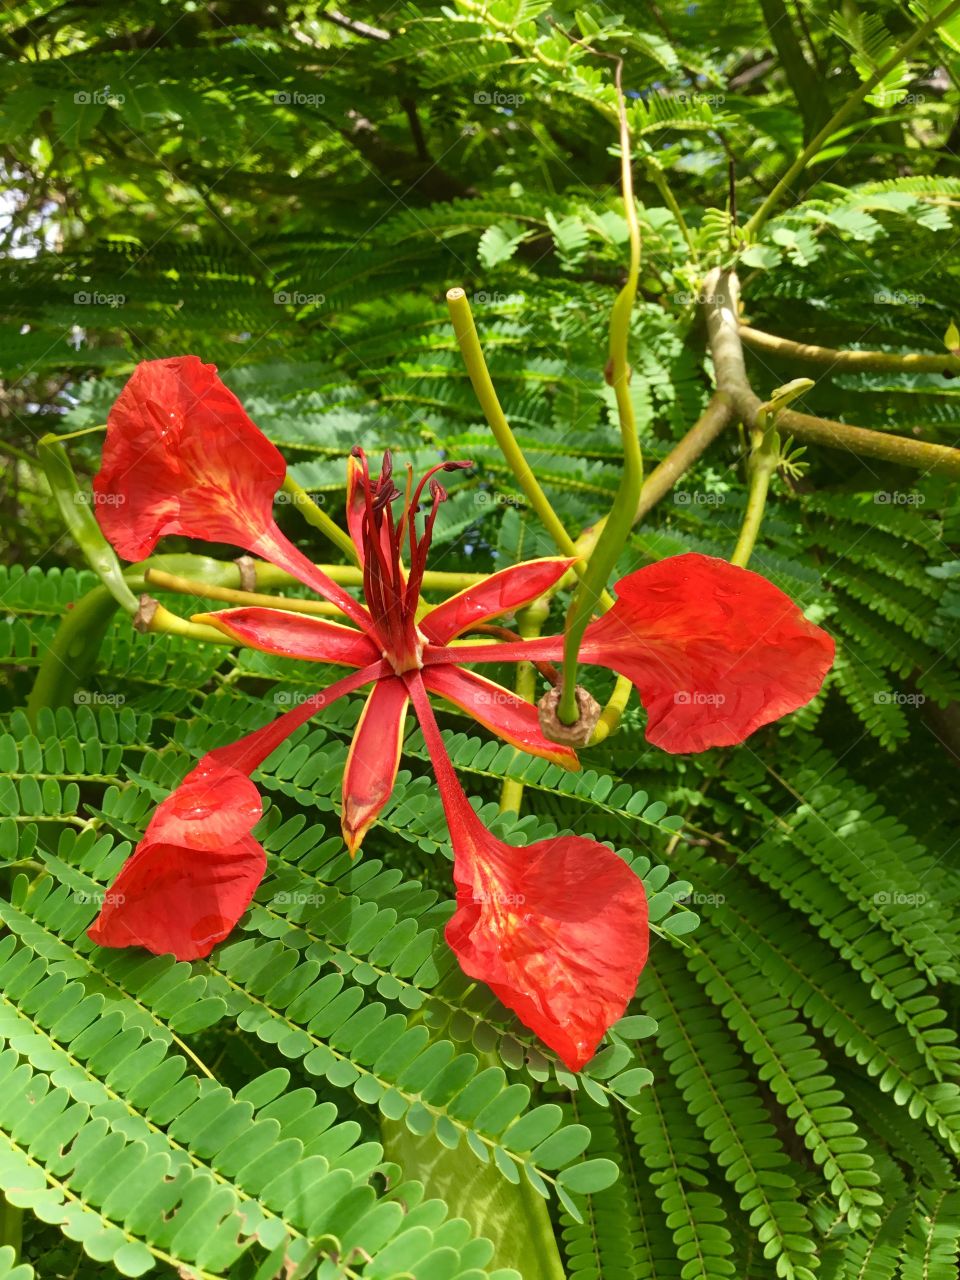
[703,269,960,476]
[739,325,960,375]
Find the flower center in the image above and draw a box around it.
[351,448,471,665]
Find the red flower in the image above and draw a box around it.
[88,356,834,1069]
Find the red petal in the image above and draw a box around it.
[342,677,408,854]
[144,756,263,848]
[209,660,388,775]
[422,665,578,769]
[94,356,286,560]
[579,553,835,752]
[88,758,266,961]
[421,558,576,644]
[405,673,647,1070]
[87,835,266,961]
[94,356,372,632]
[193,607,380,667]
[345,453,367,563]
[445,830,648,1071]
[425,553,835,753]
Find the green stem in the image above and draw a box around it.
[145,558,489,594]
[38,434,138,614]
[646,159,696,258]
[743,0,960,236]
[52,423,107,441]
[252,560,488,593]
[145,568,344,618]
[445,288,580,561]
[25,585,120,726]
[557,62,643,726]
[730,456,777,568]
[280,473,360,564]
[589,675,634,744]
[500,598,550,815]
[0,1196,22,1261]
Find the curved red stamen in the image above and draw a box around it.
[351,450,471,670]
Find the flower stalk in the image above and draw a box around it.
[556,58,643,726]
[145,567,345,618]
[445,287,582,562]
[730,445,778,569]
[731,380,811,567]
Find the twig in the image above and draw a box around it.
[574,391,736,560]
[739,325,960,376]
[703,270,960,475]
[321,10,390,41]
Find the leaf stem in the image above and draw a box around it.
[145,568,345,617]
